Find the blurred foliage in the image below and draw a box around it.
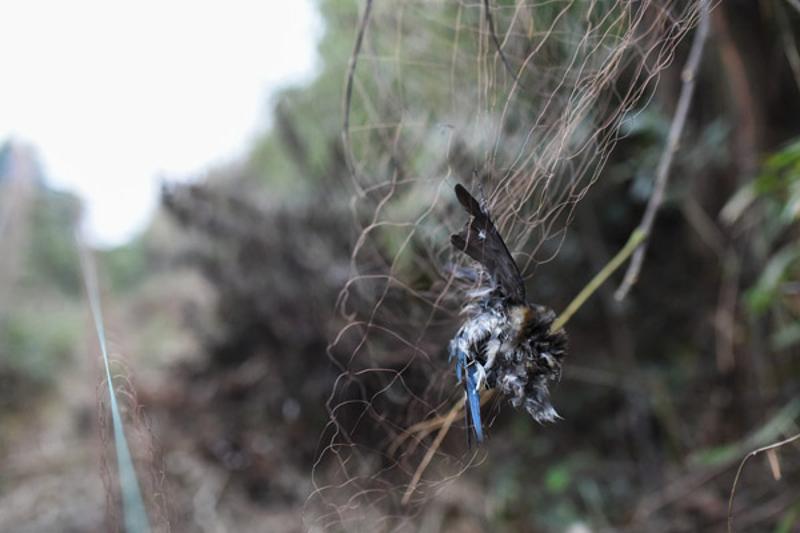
[23,189,82,295]
[100,236,150,292]
[0,305,80,387]
[745,139,800,313]
[246,1,358,192]
[722,137,800,353]
[0,147,84,414]
[614,109,730,201]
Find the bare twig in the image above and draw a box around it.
[483,0,525,89]
[401,397,462,506]
[342,0,374,193]
[727,432,800,533]
[615,0,711,301]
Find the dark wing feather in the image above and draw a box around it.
[450,184,526,303]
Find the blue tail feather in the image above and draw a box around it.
[465,365,484,442]
[451,345,483,441]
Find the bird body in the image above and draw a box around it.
[448,184,567,441]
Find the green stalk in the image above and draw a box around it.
[551,229,646,332]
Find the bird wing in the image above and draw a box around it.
[450,184,526,303]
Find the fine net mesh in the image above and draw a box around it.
[308,1,703,528]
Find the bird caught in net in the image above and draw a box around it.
[449,184,568,442]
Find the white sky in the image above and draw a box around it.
[1,0,320,247]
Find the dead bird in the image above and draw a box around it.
[448,184,567,442]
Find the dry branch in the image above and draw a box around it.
[615,0,711,300]
[727,432,800,532]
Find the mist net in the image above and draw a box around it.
[308,1,705,529]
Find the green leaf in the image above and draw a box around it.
[747,245,800,315]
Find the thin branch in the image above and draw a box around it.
[615,0,711,301]
[727,432,800,533]
[342,0,374,193]
[401,397,462,506]
[483,0,525,89]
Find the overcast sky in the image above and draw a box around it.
[1,0,320,246]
